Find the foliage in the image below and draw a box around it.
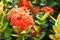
[0,0,60,40]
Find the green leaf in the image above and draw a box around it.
[11,34,20,37]
[34,26,40,33]
[40,0,46,3]
[13,0,18,7]
[7,37,12,40]
[40,0,47,6]
[42,24,48,28]
[0,13,6,28]
[35,20,41,25]
[42,12,50,20]
[36,12,44,18]
[55,33,58,38]
[4,28,12,38]
[57,20,60,26]
[49,2,58,7]
[33,37,38,40]
[26,26,32,34]
[2,0,12,4]
[36,12,50,21]
[17,37,22,40]
[35,20,46,25]
[2,22,9,31]
[49,19,55,24]
[32,0,37,4]
[39,32,46,40]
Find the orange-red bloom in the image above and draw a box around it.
[32,6,40,14]
[7,7,35,31]
[7,7,29,20]
[42,6,54,15]
[17,0,32,9]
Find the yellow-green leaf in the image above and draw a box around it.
[57,13,60,21]
[53,26,60,38]
[0,2,3,14]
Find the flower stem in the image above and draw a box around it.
[49,15,56,22]
[22,36,25,40]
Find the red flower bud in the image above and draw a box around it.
[30,29,39,38]
[32,6,40,14]
[3,4,7,9]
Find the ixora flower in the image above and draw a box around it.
[32,6,40,14]
[0,2,3,14]
[7,7,35,32]
[17,0,32,9]
[42,6,54,15]
[7,7,29,20]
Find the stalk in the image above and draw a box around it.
[22,36,25,40]
[49,15,56,22]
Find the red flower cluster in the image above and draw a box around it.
[7,7,29,20]
[17,0,32,9]
[7,7,35,31]
[42,6,54,15]
[32,6,40,14]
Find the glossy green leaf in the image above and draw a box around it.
[0,13,6,28]
[42,12,50,20]
[11,34,20,37]
[42,24,48,28]
[39,32,46,40]
[57,20,60,26]
[17,37,22,40]
[13,0,18,7]
[2,22,9,31]
[36,12,44,18]
[33,37,38,40]
[35,20,46,25]
[26,26,32,34]
[36,12,50,21]
[4,28,12,38]
[40,0,47,6]
[49,2,58,7]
